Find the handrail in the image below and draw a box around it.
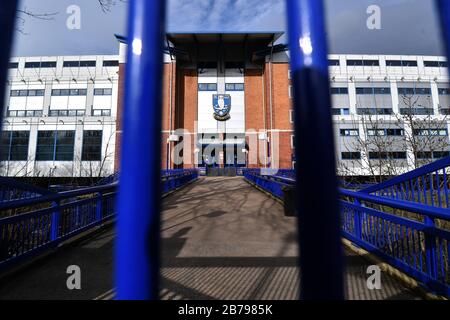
[361,156,450,194]
[0,183,118,211]
[340,188,450,221]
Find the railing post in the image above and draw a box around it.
[424,216,438,280]
[286,0,344,299]
[50,201,60,242]
[115,0,166,300]
[96,192,103,222]
[354,199,362,240]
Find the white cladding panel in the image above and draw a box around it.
[197,69,218,134]
[225,68,245,133]
[197,68,245,134]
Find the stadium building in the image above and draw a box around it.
[3,32,450,180]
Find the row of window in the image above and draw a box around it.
[0,130,103,162]
[341,151,449,160]
[198,83,244,92]
[331,87,433,96]
[7,109,111,118]
[10,88,113,97]
[332,107,450,116]
[340,128,448,137]
[9,60,119,69]
[10,90,45,97]
[328,59,448,68]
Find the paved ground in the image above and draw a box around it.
[0,177,421,300]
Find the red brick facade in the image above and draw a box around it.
[114,61,294,170]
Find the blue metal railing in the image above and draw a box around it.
[340,189,450,296]
[0,176,55,203]
[0,183,117,270]
[244,168,450,296]
[0,169,197,270]
[361,157,450,208]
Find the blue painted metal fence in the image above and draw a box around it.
[243,163,450,297]
[0,170,197,271]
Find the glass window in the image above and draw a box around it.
[40,61,57,68]
[36,131,75,161]
[103,60,119,67]
[36,131,56,161]
[82,130,102,161]
[340,129,359,136]
[0,131,29,161]
[341,152,361,160]
[80,60,96,67]
[328,59,340,66]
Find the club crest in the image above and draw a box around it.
[212,94,231,121]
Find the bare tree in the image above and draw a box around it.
[338,91,449,183]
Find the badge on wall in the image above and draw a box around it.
[212,94,231,121]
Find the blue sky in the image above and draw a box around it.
[12,0,445,57]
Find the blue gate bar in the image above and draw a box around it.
[286,0,344,299]
[0,0,19,129]
[115,0,166,300]
[437,1,450,72]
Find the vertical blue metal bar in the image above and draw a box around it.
[286,0,344,299]
[0,1,18,144]
[115,0,166,300]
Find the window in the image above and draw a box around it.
[24,62,41,68]
[36,131,75,161]
[328,59,340,66]
[424,61,448,68]
[198,83,217,91]
[368,128,404,136]
[63,60,96,68]
[289,110,294,123]
[25,61,56,68]
[356,87,390,95]
[41,62,57,68]
[8,62,18,69]
[291,135,295,149]
[413,129,448,136]
[369,151,406,160]
[398,87,431,95]
[82,131,102,161]
[0,131,29,161]
[331,108,350,116]
[10,89,44,97]
[399,108,434,115]
[340,129,359,137]
[7,110,43,117]
[357,108,393,115]
[52,89,87,96]
[225,83,244,91]
[94,88,113,95]
[103,60,119,67]
[289,85,293,99]
[347,59,379,66]
[288,70,292,79]
[386,60,417,67]
[341,152,361,160]
[92,109,111,116]
[49,110,85,117]
[416,151,432,159]
[331,87,348,95]
[433,151,450,159]
[439,88,450,95]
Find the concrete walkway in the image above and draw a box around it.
[0,177,421,300]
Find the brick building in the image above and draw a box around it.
[3,32,450,179]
